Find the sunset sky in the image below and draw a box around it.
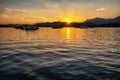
[0,0,120,24]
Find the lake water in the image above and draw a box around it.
[0,27,120,80]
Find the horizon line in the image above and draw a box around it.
[0,16,119,25]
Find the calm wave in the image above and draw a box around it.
[0,27,120,80]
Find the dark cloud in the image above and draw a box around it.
[0,0,119,9]
[0,0,46,9]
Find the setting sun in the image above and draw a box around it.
[67,20,71,24]
[62,17,74,23]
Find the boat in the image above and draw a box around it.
[80,25,88,28]
[51,25,63,29]
[14,25,39,30]
[22,25,38,30]
[74,25,88,28]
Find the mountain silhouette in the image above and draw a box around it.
[84,16,120,25]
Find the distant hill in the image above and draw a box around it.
[84,16,120,25]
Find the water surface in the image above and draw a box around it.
[0,27,120,80]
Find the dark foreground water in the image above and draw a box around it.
[0,27,120,80]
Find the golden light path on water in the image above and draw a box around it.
[67,28,71,40]
[61,27,85,43]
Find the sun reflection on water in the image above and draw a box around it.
[63,27,72,43]
[61,27,86,43]
[67,28,71,40]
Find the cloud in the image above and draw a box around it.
[5,7,27,13]
[0,5,6,14]
[0,5,9,18]
[0,6,30,19]
[96,7,105,11]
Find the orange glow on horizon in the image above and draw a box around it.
[0,14,85,24]
[61,16,84,23]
